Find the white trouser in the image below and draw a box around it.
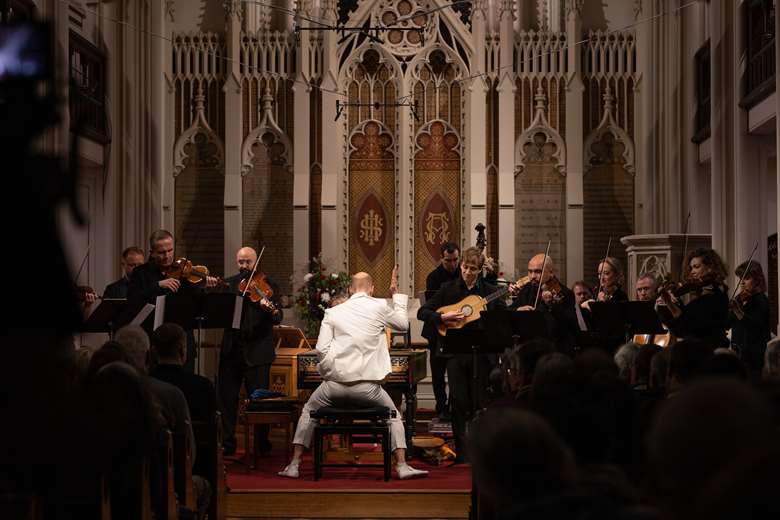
[292,380,407,452]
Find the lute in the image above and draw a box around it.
[435,285,512,336]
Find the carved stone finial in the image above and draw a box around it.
[261,86,274,116]
[537,0,548,31]
[565,0,584,17]
[223,0,243,21]
[165,0,175,22]
[534,86,547,113]
[603,87,615,113]
[194,85,206,115]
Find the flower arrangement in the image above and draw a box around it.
[295,254,351,337]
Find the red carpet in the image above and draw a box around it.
[226,451,471,491]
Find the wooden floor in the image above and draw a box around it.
[227,488,470,519]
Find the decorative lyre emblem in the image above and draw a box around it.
[359,209,384,246]
[424,212,450,244]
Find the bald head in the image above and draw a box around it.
[528,254,555,284]
[351,272,374,295]
[236,247,258,272]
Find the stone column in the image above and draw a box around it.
[497,0,516,276]
[466,1,488,242]
[319,0,344,269]
[775,0,780,332]
[223,0,244,272]
[292,0,312,287]
[709,0,733,256]
[564,0,584,282]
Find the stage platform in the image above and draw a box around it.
[225,425,470,519]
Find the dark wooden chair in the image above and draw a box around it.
[159,429,178,520]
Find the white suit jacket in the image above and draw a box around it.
[315,292,409,383]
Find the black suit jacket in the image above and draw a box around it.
[220,272,283,366]
[103,276,129,299]
[421,264,462,345]
[509,281,577,351]
[417,276,506,354]
[123,261,202,333]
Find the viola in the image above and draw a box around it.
[239,271,277,312]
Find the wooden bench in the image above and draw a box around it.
[243,398,299,469]
[192,411,227,520]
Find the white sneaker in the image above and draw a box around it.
[396,463,429,480]
[278,463,300,478]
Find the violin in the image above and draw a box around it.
[164,258,226,286]
[239,271,278,313]
[76,285,99,303]
[665,273,720,299]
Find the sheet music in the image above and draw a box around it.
[131,303,156,327]
[153,295,166,330]
[232,295,243,329]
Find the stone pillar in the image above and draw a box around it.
[775,0,780,332]
[497,0,516,277]
[319,0,344,269]
[620,234,712,298]
[709,0,733,256]
[292,0,312,287]
[564,0,584,282]
[466,1,488,243]
[223,0,244,272]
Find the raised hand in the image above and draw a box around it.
[390,264,399,295]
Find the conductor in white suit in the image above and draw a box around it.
[278,271,428,480]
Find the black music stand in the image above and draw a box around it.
[81,298,127,338]
[159,292,241,374]
[481,309,547,350]
[624,301,667,336]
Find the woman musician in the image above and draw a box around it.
[655,247,730,349]
[728,260,770,380]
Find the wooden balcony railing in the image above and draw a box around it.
[742,0,776,108]
[69,30,109,143]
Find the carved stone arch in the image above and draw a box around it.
[173,92,224,177]
[407,42,469,83]
[584,89,635,174]
[240,89,291,176]
[515,87,566,177]
[513,88,568,281]
[582,88,635,287]
[348,118,397,155]
[337,42,404,87]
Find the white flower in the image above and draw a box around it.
[303,273,313,282]
[321,292,331,302]
[331,273,339,279]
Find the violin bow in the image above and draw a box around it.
[594,236,612,299]
[533,240,552,310]
[730,241,759,302]
[241,245,266,298]
[680,211,691,278]
[74,245,91,284]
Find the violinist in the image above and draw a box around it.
[655,247,729,349]
[594,257,629,303]
[219,246,283,457]
[635,274,658,302]
[125,230,220,370]
[508,254,577,354]
[103,246,145,299]
[728,261,770,380]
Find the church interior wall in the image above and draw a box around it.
[29,0,780,347]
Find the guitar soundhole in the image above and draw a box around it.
[461,305,473,317]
